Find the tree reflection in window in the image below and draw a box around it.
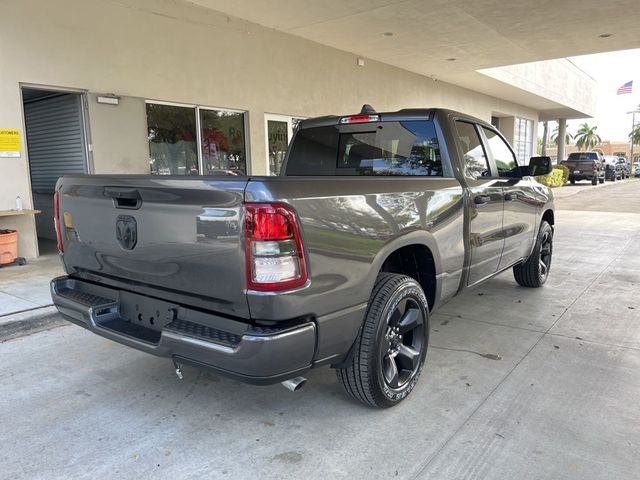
[482,127,519,177]
[337,121,443,176]
[147,103,198,175]
[454,121,489,179]
[200,109,246,175]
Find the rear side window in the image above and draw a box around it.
[482,127,519,177]
[285,121,443,176]
[454,121,489,179]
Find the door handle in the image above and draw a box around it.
[474,195,491,205]
[504,192,516,201]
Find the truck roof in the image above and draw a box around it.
[299,107,490,130]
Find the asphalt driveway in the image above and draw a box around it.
[2,180,639,479]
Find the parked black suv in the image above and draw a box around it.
[561,152,605,185]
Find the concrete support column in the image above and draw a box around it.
[557,118,567,162]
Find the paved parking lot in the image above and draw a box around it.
[1,180,639,479]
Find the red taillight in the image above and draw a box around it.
[54,191,63,254]
[244,203,307,291]
[252,210,292,241]
[339,114,380,124]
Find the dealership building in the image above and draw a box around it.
[3,0,638,259]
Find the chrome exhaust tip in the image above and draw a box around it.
[281,376,307,392]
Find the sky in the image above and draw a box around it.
[541,48,640,142]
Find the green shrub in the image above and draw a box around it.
[555,164,570,183]
[536,167,567,188]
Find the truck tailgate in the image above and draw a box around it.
[57,175,249,318]
[562,160,594,173]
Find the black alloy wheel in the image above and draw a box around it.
[336,273,429,408]
[379,297,425,390]
[538,227,553,283]
[513,220,553,288]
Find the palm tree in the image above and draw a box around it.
[550,125,573,146]
[540,121,549,155]
[574,123,601,151]
[630,124,640,147]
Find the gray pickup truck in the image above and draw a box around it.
[51,107,554,407]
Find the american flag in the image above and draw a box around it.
[617,80,633,95]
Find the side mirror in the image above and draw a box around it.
[528,156,553,176]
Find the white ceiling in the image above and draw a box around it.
[187,0,640,118]
[190,0,640,76]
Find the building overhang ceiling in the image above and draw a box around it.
[190,0,640,119]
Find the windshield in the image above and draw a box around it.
[285,120,443,176]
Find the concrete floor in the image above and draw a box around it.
[0,239,62,315]
[1,180,639,479]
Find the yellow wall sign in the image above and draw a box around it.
[0,129,21,157]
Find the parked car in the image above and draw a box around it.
[635,163,640,177]
[50,107,555,408]
[603,155,623,181]
[561,152,605,185]
[617,157,630,178]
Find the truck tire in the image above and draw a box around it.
[591,176,597,185]
[570,179,576,185]
[336,273,429,408]
[599,177,605,184]
[513,220,553,287]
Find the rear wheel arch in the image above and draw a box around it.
[541,209,554,228]
[379,244,437,312]
[332,238,439,371]
[367,232,442,311]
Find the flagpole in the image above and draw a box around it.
[632,111,635,170]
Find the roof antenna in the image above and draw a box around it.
[360,104,377,115]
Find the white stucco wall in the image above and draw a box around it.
[479,59,597,119]
[0,0,539,258]
[87,94,149,174]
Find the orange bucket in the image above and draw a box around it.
[0,229,18,265]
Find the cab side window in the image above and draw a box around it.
[454,121,490,179]
[482,127,519,177]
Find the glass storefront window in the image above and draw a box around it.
[200,109,247,175]
[266,114,305,175]
[147,103,198,175]
[147,102,247,175]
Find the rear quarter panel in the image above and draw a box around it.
[245,176,465,321]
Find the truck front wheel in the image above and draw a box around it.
[336,273,429,408]
[513,220,553,287]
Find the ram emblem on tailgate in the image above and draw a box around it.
[116,215,137,250]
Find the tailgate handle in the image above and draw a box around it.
[104,187,142,210]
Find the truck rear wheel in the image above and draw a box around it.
[513,220,553,287]
[336,273,429,408]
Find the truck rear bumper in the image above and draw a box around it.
[568,173,596,180]
[50,276,316,384]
